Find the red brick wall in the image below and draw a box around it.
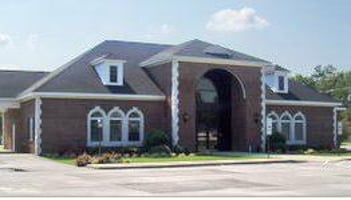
[20,100,35,153]
[144,63,172,134]
[3,109,20,151]
[40,99,167,154]
[178,62,262,151]
[266,105,334,148]
[3,100,35,153]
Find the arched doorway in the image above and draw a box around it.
[195,69,235,151]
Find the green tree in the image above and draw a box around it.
[293,65,351,141]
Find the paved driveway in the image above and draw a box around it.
[0,153,350,196]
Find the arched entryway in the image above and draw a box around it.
[195,69,245,152]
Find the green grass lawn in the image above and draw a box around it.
[45,154,263,166]
[307,152,351,157]
[342,141,351,146]
[124,155,261,163]
[44,157,77,165]
[0,145,11,152]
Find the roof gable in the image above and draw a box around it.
[141,39,270,66]
[0,70,48,98]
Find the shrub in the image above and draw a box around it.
[268,132,287,153]
[91,152,123,164]
[144,130,170,150]
[147,144,172,157]
[76,153,92,167]
[172,144,191,155]
[87,146,141,155]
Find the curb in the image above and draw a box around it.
[87,159,305,170]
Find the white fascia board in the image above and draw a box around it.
[265,99,343,107]
[139,57,173,67]
[0,98,20,110]
[17,92,166,102]
[174,56,269,67]
[90,58,127,66]
[140,55,271,68]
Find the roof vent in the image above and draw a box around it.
[203,45,233,58]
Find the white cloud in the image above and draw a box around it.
[0,33,11,46]
[160,24,175,34]
[206,7,269,32]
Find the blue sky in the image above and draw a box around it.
[0,0,350,75]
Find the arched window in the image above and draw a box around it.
[126,107,144,143]
[108,107,125,142]
[88,107,106,145]
[267,112,279,134]
[280,111,292,142]
[293,112,306,144]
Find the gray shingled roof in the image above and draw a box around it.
[0,70,49,98]
[141,39,271,65]
[20,39,272,96]
[266,79,340,103]
[34,40,172,95]
[273,64,290,72]
[1,39,339,104]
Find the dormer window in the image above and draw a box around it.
[109,66,118,83]
[264,65,289,94]
[278,75,285,91]
[91,56,126,86]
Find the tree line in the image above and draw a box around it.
[293,65,351,120]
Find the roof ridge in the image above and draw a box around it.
[103,39,174,47]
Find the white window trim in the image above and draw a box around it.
[280,111,293,144]
[106,64,124,86]
[292,112,307,145]
[87,106,107,146]
[126,107,144,145]
[91,58,126,86]
[87,106,145,147]
[267,111,279,133]
[107,107,126,145]
[268,111,307,145]
[273,71,288,93]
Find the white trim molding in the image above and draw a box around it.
[87,106,145,147]
[140,55,269,68]
[0,98,20,111]
[87,106,107,146]
[267,110,307,145]
[260,67,267,151]
[107,106,126,143]
[18,92,166,102]
[126,107,145,144]
[280,111,293,143]
[34,97,42,155]
[291,112,307,145]
[266,100,342,107]
[171,60,180,146]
